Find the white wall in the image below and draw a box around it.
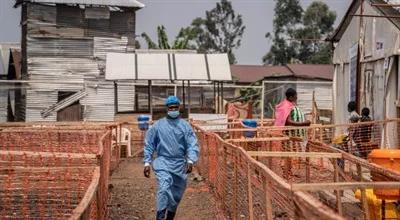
[296,83,332,114]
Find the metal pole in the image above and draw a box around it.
[174,84,177,96]
[182,80,186,115]
[148,80,153,117]
[213,82,216,113]
[114,81,118,114]
[261,80,265,122]
[188,80,191,116]
[221,82,224,114]
[217,82,220,114]
[134,93,138,112]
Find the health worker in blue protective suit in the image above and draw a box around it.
[143,96,200,220]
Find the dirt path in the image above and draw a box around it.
[108,158,217,220]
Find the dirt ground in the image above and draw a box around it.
[108,158,217,220]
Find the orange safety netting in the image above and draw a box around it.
[193,120,400,220]
[194,124,342,220]
[0,122,123,219]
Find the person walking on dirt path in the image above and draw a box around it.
[143,96,200,220]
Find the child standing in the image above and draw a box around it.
[357,107,373,158]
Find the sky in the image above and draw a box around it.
[0,0,351,65]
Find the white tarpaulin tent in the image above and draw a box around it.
[105,52,232,81]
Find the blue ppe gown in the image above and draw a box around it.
[143,117,200,213]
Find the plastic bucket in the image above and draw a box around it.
[368,149,400,200]
[137,115,150,131]
[242,119,257,138]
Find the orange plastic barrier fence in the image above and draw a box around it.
[193,122,400,220]
[0,123,120,219]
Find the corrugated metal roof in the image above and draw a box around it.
[230,65,292,83]
[105,52,232,81]
[286,64,334,81]
[24,0,145,8]
[231,64,333,83]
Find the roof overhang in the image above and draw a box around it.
[105,53,232,81]
[327,0,400,42]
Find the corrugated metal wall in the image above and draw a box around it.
[333,2,400,64]
[81,83,115,121]
[117,83,135,112]
[24,3,136,122]
[333,64,350,126]
[0,90,7,122]
[333,2,400,124]
[25,90,58,121]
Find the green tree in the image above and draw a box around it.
[184,0,245,64]
[141,25,195,50]
[235,81,262,108]
[295,1,336,64]
[263,0,336,65]
[263,0,303,65]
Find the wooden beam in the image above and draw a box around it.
[247,151,342,159]
[247,163,254,220]
[0,166,96,171]
[351,14,400,18]
[371,3,400,7]
[333,159,343,216]
[228,137,290,143]
[0,150,97,159]
[358,164,370,220]
[207,128,259,132]
[292,182,400,191]
[262,175,273,220]
[233,151,238,220]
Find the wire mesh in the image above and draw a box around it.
[0,123,116,219]
[0,164,98,219]
[260,119,400,160]
[193,124,344,220]
[227,134,400,220]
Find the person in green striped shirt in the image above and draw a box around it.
[290,106,307,137]
[290,106,306,124]
[285,89,310,127]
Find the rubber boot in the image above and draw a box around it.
[156,209,167,220]
[166,210,176,220]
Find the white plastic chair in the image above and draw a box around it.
[112,127,132,157]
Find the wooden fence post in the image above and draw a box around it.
[333,158,343,215]
[262,175,273,220]
[357,164,370,220]
[305,144,310,183]
[247,162,254,220]
[233,151,238,220]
